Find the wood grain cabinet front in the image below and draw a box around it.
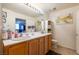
[3,34,52,55]
[48,35,52,50]
[44,36,49,54]
[39,37,45,55]
[8,42,25,55]
[25,42,29,55]
[29,39,39,55]
[4,42,29,55]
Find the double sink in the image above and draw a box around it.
[11,32,43,41]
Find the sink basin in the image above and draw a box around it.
[11,37,26,41]
[29,32,42,36]
[11,32,43,41]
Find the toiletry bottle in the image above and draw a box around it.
[11,32,15,39]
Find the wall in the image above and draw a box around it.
[0,3,3,55]
[35,17,43,31]
[35,14,48,32]
[49,6,79,50]
[2,8,36,32]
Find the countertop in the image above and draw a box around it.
[3,33,52,46]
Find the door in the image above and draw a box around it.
[48,35,52,50]
[25,42,29,55]
[8,42,26,55]
[29,39,39,55]
[76,12,79,54]
[39,37,45,55]
[44,36,49,54]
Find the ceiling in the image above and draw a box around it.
[32,3,79,14]
[2,3,40,17]
[2,3,79,17]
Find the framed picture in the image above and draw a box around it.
[56,14,73,24]
[2,11,7,23]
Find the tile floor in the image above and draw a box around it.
[52,45,77,55]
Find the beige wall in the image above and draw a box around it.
[2,8,36,32]
[0,4,3,54]
[49,6,79,50]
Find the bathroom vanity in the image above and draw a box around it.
[3,33,52,55]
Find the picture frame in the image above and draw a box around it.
[2,11,7,23]
[56,13,73,24]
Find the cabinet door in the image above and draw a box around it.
[8,42,26,55]
[4,46,9,55]
[44,36,49,54]
[29,39,39,55]
[39,37,45,55]
[25,42,29,55]
[48,35,52,50]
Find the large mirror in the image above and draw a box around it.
[15,18,26,33]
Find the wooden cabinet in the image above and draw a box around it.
[8,42,25,55]
[44,36,49,54]
[29,39,39,55]
[39,37,45,55]
[25,42,29,55]
[4,34,52,55]
[4,42,29,55]
[48,35,52,50]
[4,46,9,55]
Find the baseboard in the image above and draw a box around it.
[58,45,76,52]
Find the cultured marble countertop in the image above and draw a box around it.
[3,33,51,46]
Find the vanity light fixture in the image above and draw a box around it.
[24,3,45,21]
[24,3,42,15]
